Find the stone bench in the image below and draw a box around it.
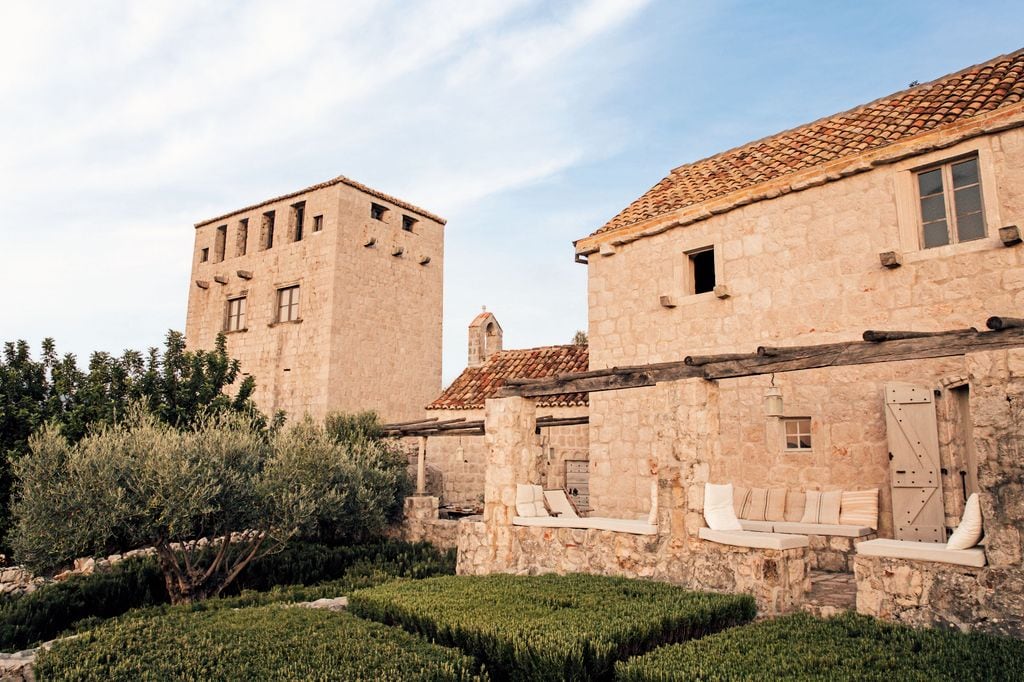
[512,516,657,535]
[738,520,876,571]
[855,538,985,568]
[698,527,808,550]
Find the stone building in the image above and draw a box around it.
[457,49,1024,633]
[186,175,445,422]
[423,312,589,507]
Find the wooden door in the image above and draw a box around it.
[564,460,590,511]
[884,383,946,542]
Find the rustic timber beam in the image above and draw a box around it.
[379,417,440,429]
[862,329,976,342]
[497,370,659,399]
[684,352,759,366]
[987,316,1024,331]
[704,328,1024,380]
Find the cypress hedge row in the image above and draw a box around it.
[35,605,487,681]
[348,573,756,681]
[615,612,1024,681]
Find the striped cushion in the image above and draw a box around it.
[819,490,842,525]
[743,487,769,521]
[800,490,822,524]
[840,489,879,530]
[733,486,751,517]
[765,487,788,522]
[784,490,806,522]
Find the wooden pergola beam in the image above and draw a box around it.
[496,325,1024,398]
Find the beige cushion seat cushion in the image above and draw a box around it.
[772,521,874,537]
[698,527,808,550]
[512,516,657,535]
[856,538,986,567]
[543,490,579,519]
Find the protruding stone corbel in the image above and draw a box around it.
[659,295,677,308]
[237,270,253,280]
[599,243,616,257]
[392,246,404,257]
[879,251,902,269]
[214,275,228,285]
[418,255,431,265]
[195,280,210,289]
[999,225,1021,247]
[714,284,731,299]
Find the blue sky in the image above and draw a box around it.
[0,1,1020,383]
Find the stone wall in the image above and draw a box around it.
[853,347,1024,636]
[399,496,460,551]
[423,405,588,506]
[186,179,444,422]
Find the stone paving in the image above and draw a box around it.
[802,570,856,618]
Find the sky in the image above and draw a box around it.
[0,0,1020,384]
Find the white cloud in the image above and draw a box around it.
[0,0,651,374]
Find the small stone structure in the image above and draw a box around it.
[399,496,460,551]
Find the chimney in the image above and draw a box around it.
[468,308,502,368]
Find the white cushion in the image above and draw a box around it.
[515,484,548,518]
[703,483,742,531]
[738,519,776,533]
[512,516,657,535]
[698,527,808,550]
[947,493,983,550]
[542,490,579,519]
[857,538,986,568]
[772,521,874,537]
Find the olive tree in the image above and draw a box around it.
[9,412,378,603]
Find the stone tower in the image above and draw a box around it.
[467,310,502,367]
[185,175,445,422]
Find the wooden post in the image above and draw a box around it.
[416,436,427,495]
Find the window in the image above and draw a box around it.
[370,203,387,221]
[784,418,812,451]
[261,211,275,250]
[225,296,246,331]
[200,247,209,262]
[292,202,305,242]
[688,247,716,294]
[312,214,323,232]
[402,215,417,232]
[916,155,985,249]
[277,286,300,322]
[214,225,227,262]
[236,219,248,257]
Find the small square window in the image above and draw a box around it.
[688,247,716,295]
[784,418,813,451]
[402,215,417,232]
[200,247,209,262]
[370,203,387,221]
[312,214,323,232]
[225,296,246,331]
[277,285,300,322]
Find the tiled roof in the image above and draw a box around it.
[195,174,446,228]
[591,48,1024,238]
[428,344,589,410]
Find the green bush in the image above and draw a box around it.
[349,574,756,681]
[35,605,487,681]
[0,558,167,652]
[0,540,455,651]
[615,611,1024,681]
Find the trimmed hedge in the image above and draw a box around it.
[0,539,455,651]
[615,612,1024,681]
[35,605,487,681]
[349,574,756,681]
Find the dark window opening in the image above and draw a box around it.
[214,224,227,262]
[200,247,209,262]
[402,215,417,232]
[292,202,305,242]
[237,219,248,257]
[689,248,716,294]
[371,203,387,221]
[261,211,275,250]
[312,214,323,232]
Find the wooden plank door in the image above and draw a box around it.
[564,460,590,511]
[884,383,946,542]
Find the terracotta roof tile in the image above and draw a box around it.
[592,48,1024,238]
[427,344,589,410]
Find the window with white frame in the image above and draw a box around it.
[225,296,246,331]
[784,417,812,451]
[277,286,300,322]
[916,155,986,249]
